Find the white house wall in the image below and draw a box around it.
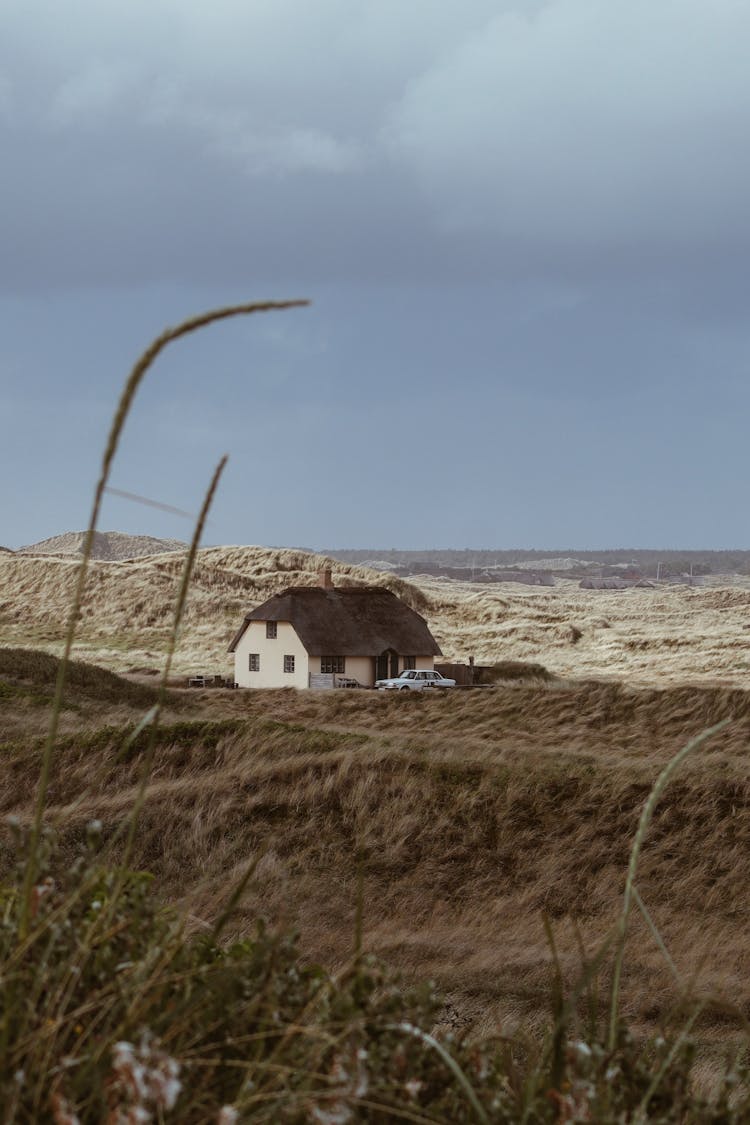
[234,621,309,689]
[336,655,373,686]
[235,623,437,690]
[306,654,435,688]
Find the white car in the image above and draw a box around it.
[375,669,457,691]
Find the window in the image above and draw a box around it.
[266,622,277,639]
[283,655,295,673]
[321,656,345,674]
[248,653,260,672]
[403,656,416,670]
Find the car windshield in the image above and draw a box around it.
[400,670,416,679]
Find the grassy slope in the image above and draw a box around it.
[3,651,749,1062]
[0,547,429,677]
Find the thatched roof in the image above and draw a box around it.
[228,586,441,656]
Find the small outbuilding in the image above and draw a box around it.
[228,571,442,689]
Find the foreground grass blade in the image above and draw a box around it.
[387,1022,490,1125]
[631,884,682,986]
[120,454,227,874]
[20,298,309,937]
[634,1001,706,1122]
[608,717,731,1049]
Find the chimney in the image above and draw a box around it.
[319,567,333,589]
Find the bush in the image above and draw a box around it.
[483,660,553,682]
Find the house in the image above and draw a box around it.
[228,570,441,689]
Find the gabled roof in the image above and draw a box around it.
[228,586,441,656]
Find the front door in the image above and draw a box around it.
[376,649,399,680]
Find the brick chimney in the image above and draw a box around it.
[319,567,333,589]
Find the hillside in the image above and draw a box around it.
[0,546,429,677]
[2,649,749,1060]
[2,545,750,684]
[18,529,186,560]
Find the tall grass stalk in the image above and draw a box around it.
[607,717,731,1049]
[20,298,308,937]
[387,1023,490,1125]
[631,884,682,986]
[634,1002,707,1123]
[119,454,227,874]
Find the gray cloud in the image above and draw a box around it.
[387,1,750,251]
[3,1,750,548]
[4,0,749,294]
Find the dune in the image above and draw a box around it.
[2,545,750,683]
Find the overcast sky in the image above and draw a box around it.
[2,0,750,550]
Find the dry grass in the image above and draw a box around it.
[3,652,749,1067]
[0,547,429,677]
[2,548,750,685]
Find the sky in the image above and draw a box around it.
[2,0,750,550]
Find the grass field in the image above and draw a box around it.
[3,543,750,1117]
[2,645,749,1056]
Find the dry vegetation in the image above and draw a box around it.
[2,546,750,687]
[3,646,750,1082]
[6,300,749,1115]
[3,546,750,1058]
[16,529,186,560]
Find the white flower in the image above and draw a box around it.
[110,1035,181,1114]
[571,1040,592,1060]
[309,1103,352,1125]
[404,1078,423,1100]
[217,1108,239,1125]
[149,1057,181,1110]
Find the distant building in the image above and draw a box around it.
[228,569,441,689]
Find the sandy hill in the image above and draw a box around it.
[2,543,750,683]
[18,530,186,560]
[0,545,428,676]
